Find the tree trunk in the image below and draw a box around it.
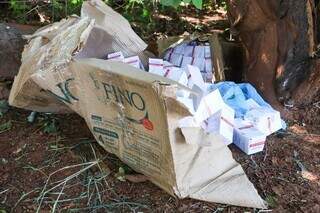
[226,0,320,116]
[0,23,25,80]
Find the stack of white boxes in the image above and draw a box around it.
[106,52,283,155]
[106,51,144,70]
[164,41,213,82]
[233,106,282,155]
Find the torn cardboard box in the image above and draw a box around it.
[9,0,266,209]
[9,0,147,114]
[70,58,266,208]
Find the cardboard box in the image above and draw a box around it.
[8,0,266,209]
[158,34,226,82]
[9,0,147,114]
[107,51,124,61]
[233,119,267,155]
[70,59,265,208]
[244,107,282,136]
[205,104,235,145]
[179,89,235,145]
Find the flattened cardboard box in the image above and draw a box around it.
[70,59,266,208]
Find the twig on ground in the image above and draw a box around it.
[36,161,99,213]
[13,188,40,211]
[250,155,258,168]
[51,181,67,213]
[0,189,9,195]
[263,142,268,162]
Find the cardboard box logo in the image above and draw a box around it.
[102,82,154,131]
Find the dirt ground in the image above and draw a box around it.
[1,3,320,213]
[0,105,319,212]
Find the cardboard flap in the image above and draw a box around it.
[9,17,93,113]
[166,98,266,209]
[81,0,147,57]
[179,128,266,208]
[190,163,267,208]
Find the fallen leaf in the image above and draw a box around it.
[301,171,318,181]
[272,186,284,196]
[289,124,308,134]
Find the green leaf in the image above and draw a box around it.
[43,119,58,134]
[160,0,181,8]
[265,195,278,208]
[192,0,202,9]
[0,100,9,117]
[0,121,12,133]
[142,8,149,18]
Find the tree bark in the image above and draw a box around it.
[0,23,25,80]
[226,0,320,115]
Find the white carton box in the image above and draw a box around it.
[233,118,267,155]
[169,53,183,67]
[179,89,235,146]
[107,51,124,61]
[149,58,164,75]
[194,46,205,58]
[184,45,196,57]
[181,56,193,68]
[192,57,205,72]
[244,107,282,136]
[173,43,187,54]
[163,62,184,81]
[205,104,235,145]
[124,55,141,69]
